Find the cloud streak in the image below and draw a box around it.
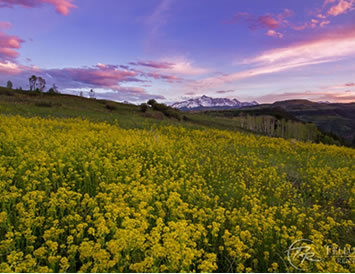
[266,30,283,38]
[46,64,141,91]
[130,58,210,76]
[144,72,183,83]
[245,28,355,67]
[0,61,21,74]
[229,9,292,30]
[0,0,76,15]
[326,0,355,16]
[229,0,354,38]
[93,91,165,102]
[257,90,355,103]
[216,90,234,94]
[129,60,174,69]
[195,27,355,89]
[1,62,183,102]
[0,21,11,29]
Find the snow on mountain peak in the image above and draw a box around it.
[171,95,257,110]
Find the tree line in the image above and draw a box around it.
[140,99,186,121]
[28,75,60,94]
[5,77,99,99]
[5,75,59,94]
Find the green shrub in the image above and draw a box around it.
[140,103,149,113]
[105,104,117,111]
[35,101,52,108]
[147,99,157,106]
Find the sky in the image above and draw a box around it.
[0,0,355,104]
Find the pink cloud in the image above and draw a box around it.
[159,58,210,76]
[0,60,39,75]
[317,13,327,19]
[311,19,319,26]
[327,0,355,16]
[231,1,354,36]
[294,0,355,32]
[0,21,11,29]
[47,64,140,90]
[266,30,283,38]
[320,20,331,27]
[0,0,76,15]
[184,91,197,96]
[0,31,24,61]
[291,23,308,31]
[0,61,20,74]
[94,91,165,102]
[114,86,146,95]
[324,0,337,4]
[46,65,164,101]
[216,90,234,94]
[257,90,355,103]
[145,72,183,83]
[245,27,355,66]
[195,27,355,89]
[228,1,354,38]
[0,61,165,102]
[130,58,209,76]
[44,63,184,92]
[255,15,280,29]
[231,10,291,30]
[291,18,331,30]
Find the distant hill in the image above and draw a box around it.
[171,95,258,111]
[203,99,354,146]
[243,100,355,145]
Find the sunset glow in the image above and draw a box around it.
[0,0,354,103]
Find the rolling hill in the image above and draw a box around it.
[0,87,257,133]
[0,87,349,146]
[244,100,355,145]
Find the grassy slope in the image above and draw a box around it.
[0,87,251,133]
[1,88,352,146]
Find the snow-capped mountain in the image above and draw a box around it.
[171,95,258,110]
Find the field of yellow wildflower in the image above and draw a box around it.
[0,115,354,272]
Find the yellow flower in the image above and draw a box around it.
[0,115,353,273]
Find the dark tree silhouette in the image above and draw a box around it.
[52,84,58,93]
[37,77,46,92]
[147,99,157,106]
[140,103,149,112]
[29,75,37,91]
[48,84,59,94]
[6,80,13,89]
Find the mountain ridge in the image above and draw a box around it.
[171,95,258,110]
